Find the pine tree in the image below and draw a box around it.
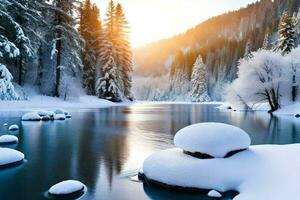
[96,39,122,102]
[262,31,271,50]
[79,0,103,95]
[190,55,211,102]
[277,11,296,55]
[51,0,83,97]
[115,4,133,100]
[0,64,20,100]
[95,0,123,102]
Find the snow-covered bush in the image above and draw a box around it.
[0,64,20,100]
[225,50,290,112]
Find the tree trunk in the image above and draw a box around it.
[292,74,297,102]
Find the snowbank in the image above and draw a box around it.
[0,95,114,110]
[174,123,251,158]
[273,102,300,116]
[0,135,18,144]
[0,148,24,168]
[143,144,300,200]
[37,110,55,117]
[21,112,41,121]
[48,180,85,196]
[8,125,19,131]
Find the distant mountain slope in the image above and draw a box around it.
[134,0,300,81]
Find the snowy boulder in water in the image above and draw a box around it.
[38,110,55,118]
[9,125,19,131]
[0,148,24,168]
[174,123,251,158]
[48,180,85,197]
[54,114,66,120]
[0,135,18,145]
[54,108,69,115]
[208,190,222,198]
[22,112,41,121]
[41,116,51,121]
[66,114,72,119]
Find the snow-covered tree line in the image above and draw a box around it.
[0,0,133,102]
[79,0,133,102]
[226,9,300,112]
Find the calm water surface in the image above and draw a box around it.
[0,103,299,200]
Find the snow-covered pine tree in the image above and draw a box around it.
[2,0,46,85]
[190,55,211,102]
[115,4,134,101]
[0,64,20,100]
[244,40,253,59]
[95,0,123,102]
[79,0,103,95]
[276,11,296,55]
[262,31,271,50]
[96,39,122,102]
[50,0,83,97]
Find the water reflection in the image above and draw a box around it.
[0,104,299,200]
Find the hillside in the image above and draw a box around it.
[133,0,300,99]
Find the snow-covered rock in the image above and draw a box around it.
[8,124,19,131]
[66,114,72,119]
[3,123,8,126]
[37,110,55,118]
[54,108,68,115]
[208,190,222,198]
[54,114,66,120]
[0,148,24,168]
[41,116,51,121]
[174,123,251,158]
[143,144,300,200]
[22,112,41,121]
[48,180,85,196]
[0,135,18,144]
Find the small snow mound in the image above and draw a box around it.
[0,148,24,167]
[0,135,18,144]
[22,112,41,121]
[48,180,85,196]
[208,190,222,198]
[9,125,19,131]
[174,123,251,158]
[66,114,72,119]
[54,114,66,120]
[54,108,68,115]
[38,110,55,117]
[3,123,8,126]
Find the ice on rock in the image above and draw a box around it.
[54,114,66,120]
[0,148,24,168]
[174,123,251,158]
[22,112,41,121]
[48,180,85,196]
[208,190,222,198]
[9,125,19,131]
[0,135,18,144]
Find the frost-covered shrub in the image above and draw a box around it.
[0,64,20,100]
[226,49,300,112]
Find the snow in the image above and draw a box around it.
[37,110,55,117]
[48,180,85,196]
[8,124,19,131]
[54,114,66,120]
[208,190,222,198]
[143,144,300,200]
[273,102,300,116]
[21,112,41,121]
[0,135,18,144]
[54,108,68,115]
[0,95,115,111]
[174,123,251,158]
[0,148,24,166]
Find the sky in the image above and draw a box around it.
[93,0,257,48]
